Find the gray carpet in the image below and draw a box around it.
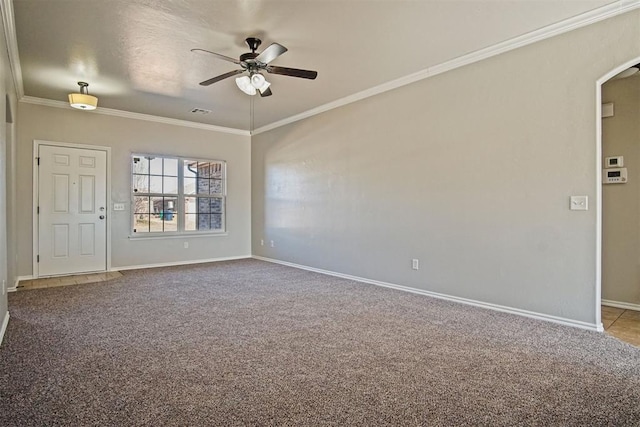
[1,259,639,426]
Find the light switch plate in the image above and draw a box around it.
[113,203,125,211]
[570,196,588,211]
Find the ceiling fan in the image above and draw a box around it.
[192,37,318,97]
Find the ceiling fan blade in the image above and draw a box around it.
[191,48,240,65]
[259,87,273,97]
[199,69,244,86]
[255,43,288,64]
[266,66,318,80]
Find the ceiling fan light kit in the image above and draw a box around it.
[235,73,272,96]
[192,37,317,97]
[68,81,98,110]
[235,76,257,95]
[251,73,271,92]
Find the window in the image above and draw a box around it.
[132,154,226,235]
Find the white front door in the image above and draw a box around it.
[38,144,107,276]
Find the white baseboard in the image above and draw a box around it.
[13,256,252,283]
[602,299,640,312]
[253,256,601,332]
[113,255,252,272]
[0,311,9,346]
[9,275,33,292]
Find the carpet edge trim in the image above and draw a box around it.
[0,311,9,346]
[602,299,640,312]
[253,256,601,332]
[112,255,252,271]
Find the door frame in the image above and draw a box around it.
[32,140,112,278]
[595,56,640,331]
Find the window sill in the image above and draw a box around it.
[128,232,228,240]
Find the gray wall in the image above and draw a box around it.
[602,76,640,306]
[252,10,640,327]
[17,103,251,276]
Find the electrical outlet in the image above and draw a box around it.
[183,242,189,249]
[260,239,264,246]
[270,240,275,248]
[412,259,419,270]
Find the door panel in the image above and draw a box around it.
[52,224,69,258]
[39,145,107,276]
[53,154,69,166]
[52,174,69,212]
[79,223,96,256]
[79,175,95,212]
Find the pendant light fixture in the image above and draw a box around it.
[68,81,98,110]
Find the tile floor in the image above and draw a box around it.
[602,305,640,347]
[17,271,123,290]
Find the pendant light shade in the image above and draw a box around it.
[236,73,271,96]
[68,82,98,110]
[235,76,257,95]
[250,73,270,92]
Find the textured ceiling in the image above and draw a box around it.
[12,0,617,131]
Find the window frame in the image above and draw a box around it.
[130,153,227,237]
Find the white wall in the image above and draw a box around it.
[252,10,640,327]
[602,75,640,306]
[6,96,16,288]
[0,4,18,340]
[17,103,251,275]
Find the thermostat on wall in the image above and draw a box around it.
[602,167,627,184]
[605,156,624,168]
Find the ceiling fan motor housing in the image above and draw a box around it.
[240,51,265,74]
[240,52,259,64]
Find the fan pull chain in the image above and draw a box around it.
[250,95,255,134]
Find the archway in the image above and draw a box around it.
[596,57,640,339]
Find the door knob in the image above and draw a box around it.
[99,215,105,220]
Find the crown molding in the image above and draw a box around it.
[252,0,640,135]
[20,96,251,136]
[5,0,640,137]
[1,0,24,98]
